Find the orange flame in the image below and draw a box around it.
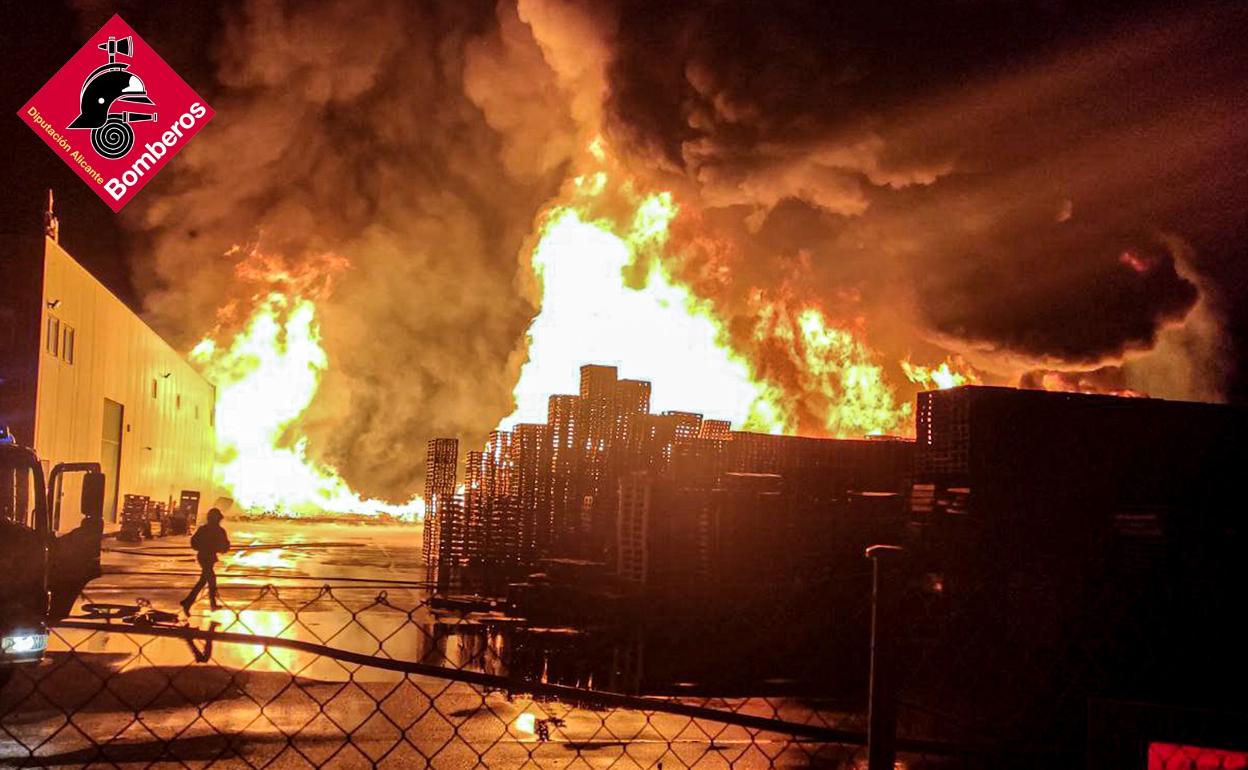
[504,146,917,438]
[196,148,982,517]
[901,356,981,391]
[190,247,421,518]
[748,300,912,435]
[1023,368,1148,398]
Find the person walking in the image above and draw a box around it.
[181,508,230,612]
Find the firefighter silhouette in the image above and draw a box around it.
[67,35,157,159]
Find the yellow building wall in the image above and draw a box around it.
[34,236,216,530]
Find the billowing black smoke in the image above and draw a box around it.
[600,0,1244,395]
[80,0,1246,500]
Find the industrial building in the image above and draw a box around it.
[0,196,215,529]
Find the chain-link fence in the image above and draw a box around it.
[4,548,1239,768]
[1,582,890,768]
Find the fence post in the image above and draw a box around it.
[865,544,905,770]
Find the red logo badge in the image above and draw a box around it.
[17,15,214,212]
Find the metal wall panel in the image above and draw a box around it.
[33,237,216,530]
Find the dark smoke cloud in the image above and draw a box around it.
[129,0,588,500]
[105,0,1246,499]
[600,0,1247,395]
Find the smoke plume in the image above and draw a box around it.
[120,0,1246,500]
[600,0,1245,389]
[131,0,596,499]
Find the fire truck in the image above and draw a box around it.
[0,429,105,689]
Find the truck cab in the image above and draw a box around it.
[0,434,105,687]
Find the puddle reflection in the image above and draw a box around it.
[202,608,300,673]
[224,548,296,571]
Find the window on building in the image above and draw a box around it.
[195,404,200,420]
[151,379,158,399]
[176,394,182,409]
[46,315,60,356]
[62,325,75,365]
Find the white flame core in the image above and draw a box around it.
[502,198,772,430]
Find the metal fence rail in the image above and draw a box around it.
[0,562,1101,769]
[1,583,883,769]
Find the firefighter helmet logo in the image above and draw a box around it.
[66,35,157,159]
[18,15,213,211]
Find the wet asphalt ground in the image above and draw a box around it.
[0,518,844,768]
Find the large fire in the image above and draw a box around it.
[502,158,949,438]
[502,188,778,431]
[190,253,422,519]
[191,150,975,517]
[902,357,981,391]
